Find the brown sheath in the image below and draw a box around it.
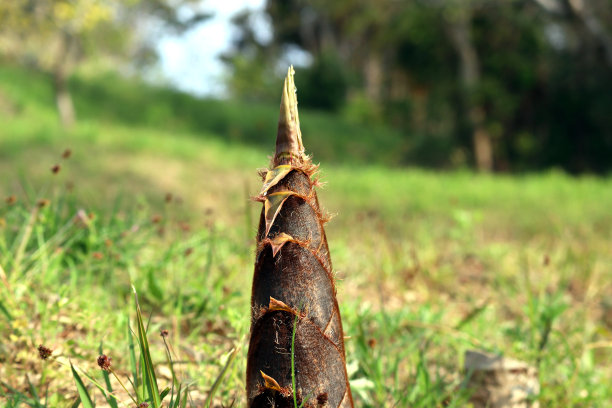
[246,67,354,407]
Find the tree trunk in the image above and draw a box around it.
[53,32,77,128]
[54,69,75,128]
[446,9,494,172]
[364,51,383,103]
[471,108,493,172]
[532,0,612,67]
[567,0,612,67]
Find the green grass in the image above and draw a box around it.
[1,65,612,406]
[0,64,407,167]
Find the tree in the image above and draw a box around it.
[532,0,612,67]
[224,0,612,173]
[443,2,494,171]
[0,0,211,127]
[0,1,113,127]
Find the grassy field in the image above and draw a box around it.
[1,65,612,407]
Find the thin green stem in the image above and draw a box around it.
[205,345,239,408]
[291,312,299,408]
[112,369,139,406]
[55,359,123,403]
[13,206,39,274]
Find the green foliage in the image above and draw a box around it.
[133,287,163,407]
[295,52,351,111]
[203,346,240,407]
[229,0,612,173]
[0,63,407,168]
[0,0,211,70]
[221,53,281,103]
[70,363,95,408]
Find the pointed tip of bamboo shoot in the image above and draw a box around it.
[275,66,305,165]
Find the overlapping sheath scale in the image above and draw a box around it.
[247,67,354,407]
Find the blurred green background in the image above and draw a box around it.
[1,1,612,407]
[2,0,612,173]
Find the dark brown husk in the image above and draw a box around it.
[246,67,354,407]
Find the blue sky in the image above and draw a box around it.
[156,0,268,97]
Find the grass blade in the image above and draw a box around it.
[180,387,189,408]
[70,362,95,408]
[70,398,81,408]
[1,381,37,406]
[291,313,299,408]
[0,298,12,321]
[161,335,177,405]
[24,375,42,408]
[171,384,182,408]
[12,206,39,275]
[160,387,170,401]
[126,321,141,400]
[204,345,240,408]
[80,370,123,404]
[132,285,161,408]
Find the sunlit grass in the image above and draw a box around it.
[1,67,612,406]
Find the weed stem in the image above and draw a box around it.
[112,369,138,406]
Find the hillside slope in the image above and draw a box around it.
[1,66,611,407]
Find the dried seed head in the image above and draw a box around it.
[137,403,149,408]
[37,199,50,208]
[62,149,72,159]
[97,354,112,371]
[151,214,162,224]
[38,344,52,360]
[160,329,169,338]
[6,195,17,205]
[165,193,173,203]
[51,164,61,174]
[74,209,89,227]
